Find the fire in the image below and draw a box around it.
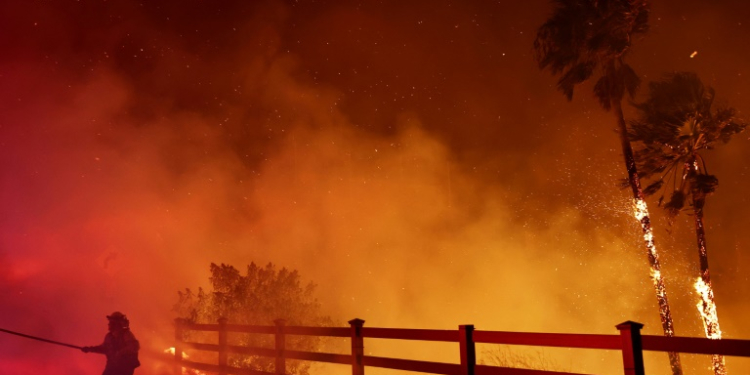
[632,199,655,250]
[633,199,664,305]
[633,198,648,222]
[164,348,207,375]
[164,347,189,359]
[633,198,681,373]
[694,278,727,375]
[694,278,723,339]
[650,269,667,298]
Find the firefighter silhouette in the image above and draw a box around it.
[82,312,140,375]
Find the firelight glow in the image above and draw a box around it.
[164,348,207,375]
[695,277,727,374]
[2,1,750,375]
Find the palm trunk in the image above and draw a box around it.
[613,99,683,375]
[691,167,727,375]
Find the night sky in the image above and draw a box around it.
[2,1,750,374]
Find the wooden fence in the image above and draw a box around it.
[172,318,750,375]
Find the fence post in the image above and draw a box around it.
[459,325,476,375]
[616,321,645,375]
[174,318,184,375]
[349,318,365,375]
[218,317,228,375]
[275,319,287,375]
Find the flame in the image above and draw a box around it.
[632,198,648,222]
[164,347,189,359]
[694,278,722,339]
[633,198,678,350]
[634,199,663,304]
[164,348,207,375]
[632,199,655,252]
[650,269,666,297]
[694,278,727,375]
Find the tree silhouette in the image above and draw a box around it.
[174,262,334,375]
[630,72,747,375]
[534,1,683,373]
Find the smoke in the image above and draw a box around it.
[1,1,749,375]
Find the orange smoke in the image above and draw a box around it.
[1,1,750,375]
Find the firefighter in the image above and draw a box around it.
[81,311,141,375]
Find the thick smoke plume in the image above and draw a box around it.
[1,1,749,374]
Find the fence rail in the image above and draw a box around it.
[171,318,750,375]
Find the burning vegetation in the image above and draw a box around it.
[173,263,333,375]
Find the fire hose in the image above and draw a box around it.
[0,327,82,350]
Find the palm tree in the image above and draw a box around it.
[629,72,747,375]
[533,1,684,374]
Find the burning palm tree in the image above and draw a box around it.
[629,72,747,375]
[533,1,683,373]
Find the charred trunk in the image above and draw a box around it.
[692,185,727,375]
[613,99,683,375]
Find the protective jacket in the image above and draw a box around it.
[88,329,140,375]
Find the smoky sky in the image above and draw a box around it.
[2,1,750,374]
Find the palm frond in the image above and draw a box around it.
[534,0,649,104]
[663,190,686,217]
[534,0,590,73]
[593,73,613,109]
[558,61,597,100]
[693,174,719,197]
[596,63,641,110]
[631,2,650,34]
[643,179,664,197]
[630,71,747,221]
[637,73,701,119]
[633,144,675,179]
[631,72,747,152]
[713,106,748,144]
[621,63,641,99]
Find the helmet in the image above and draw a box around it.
[107,311,130,329]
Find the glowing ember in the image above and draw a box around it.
[694,278,727,375]
[633,200,656,251]
[633,199,663,306]
[633,199,648,222]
